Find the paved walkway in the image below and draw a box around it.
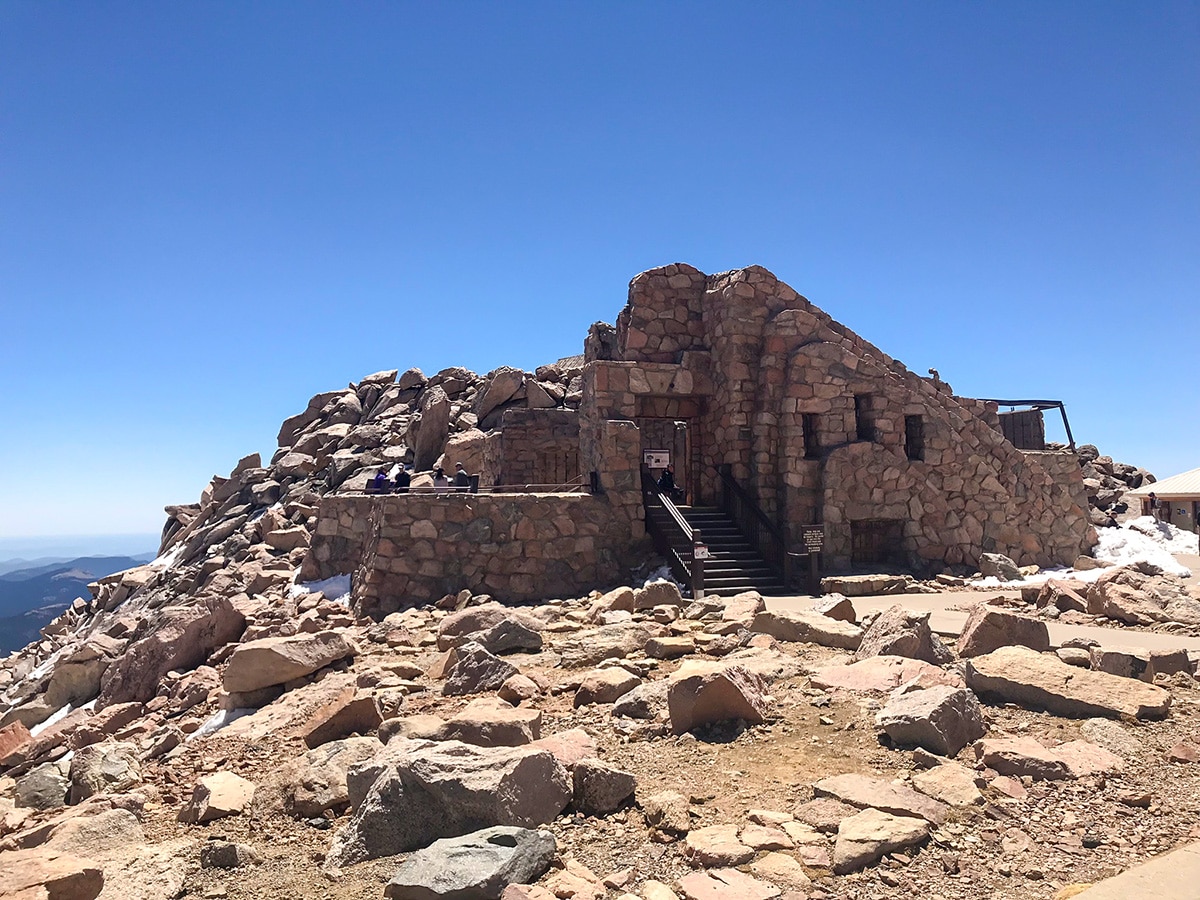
[1070,840,1200,898]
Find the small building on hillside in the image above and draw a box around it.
[1129,468,1200,533]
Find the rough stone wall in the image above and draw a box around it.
[488,408,581,488]
[348,493,641,617]
[588,262,1094,574]
[302,494,377,582]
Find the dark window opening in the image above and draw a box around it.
[855,394,875,442]
[803,413,820,459]
[905,415,925,461]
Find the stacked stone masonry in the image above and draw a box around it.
[304,262,1094,611]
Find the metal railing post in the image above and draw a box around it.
[690,529,705,600]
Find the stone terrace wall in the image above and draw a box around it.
[301,492,643,618]
[488,408,581,487]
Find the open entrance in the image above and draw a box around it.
[851,519,905,567]
[637,418,691,504]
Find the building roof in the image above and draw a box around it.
[1128,466,1200,499]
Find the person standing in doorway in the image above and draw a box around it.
[1148,491,1162,520]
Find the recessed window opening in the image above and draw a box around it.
[905,415,925,461]
[803,413,820,459]
[855,394,875,442]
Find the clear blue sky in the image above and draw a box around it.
[1,1,1196,542]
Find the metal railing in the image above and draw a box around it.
[355,474,590,496]
[715,464,790,586]
[641,471,702,594]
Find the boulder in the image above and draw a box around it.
[911,762,983,807]
[443,642,520,696]
[67,741,141,804]
[0,720,32,766]
[633,580,684,610]
[1037,580,1088,613]
[178,771,257,824]
[472,619,543,655]
[1089,646,1191,682]
[222,631,356,694]
[300,691,382,749]
[283,736,380,818]
[200,840,263,869]
[326,739,571,866]
[965,646,1171,719]
[749,610,862,650]
[979,553,1021,581]
[676,868,782,900]
[684,824,754,867]
[98,595,246,706]
[875,685,986,756]
[559,622,656,668]
[0,848,104,900]
[641,790,691,837]
[832,808,929,874]
[413,385,452,470]
[957,604,1049,658]
[497,674,541,705]
[811,656,962,693]
[438,604,537,650]
[975,737,1071,780]
[530,729,597,770]
[574,669,641,707]
[854,606,952,665]
[442,698,543,747]
[812,593,856,623]
[15,759,71,810]
[572,759,636,816]
[384,826,556,900]
[813,773,949,825]
[613,680,670,720]
[475,367,525,420]
[667,661,769,734]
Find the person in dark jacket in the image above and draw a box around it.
[453,462,472,492]
[657,464,683,502]
[369,469,390,494]
[393,467,411,494]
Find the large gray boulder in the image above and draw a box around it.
[15,758,71,810]
[222,631,356,694]
[442,642,519,696]
[874,686,986,756]
[412,385,452,471]
[474,367,525,421]
[854,605,952,665]
[326,739,571,867]
[383,826,555,900]
[282,736,380,818]
[68,741,142,803]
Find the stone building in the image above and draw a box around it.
[306,263,1095,610]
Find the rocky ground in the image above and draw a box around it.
[5,569,1200,900]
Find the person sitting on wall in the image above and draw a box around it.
[368,468,390,494]
[393,466,411,494]
[453,462,472,492]
[657,464,683,503]
[433,466,450,495]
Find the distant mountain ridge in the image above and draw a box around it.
[0,554,153,653]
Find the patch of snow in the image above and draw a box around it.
[189,707,257,741]
[289,573,352,605]
[1093,522,1192,577]
[1124,516,1200,555]
[30,702,73,737]
[149,543,185,571]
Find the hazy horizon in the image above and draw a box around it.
[0,533,161,562]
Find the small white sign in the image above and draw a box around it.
[643,450,671,469]
[693,544,710,560]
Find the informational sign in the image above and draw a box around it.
[801,525,825,554]
[693,543,710,560]
[643,449,671,469]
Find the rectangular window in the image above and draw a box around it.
[905,415,925,461]
[803,413,820,459]
[855,394,874,442]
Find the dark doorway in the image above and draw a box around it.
[851,519,905,566]
[636,418,692,504]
